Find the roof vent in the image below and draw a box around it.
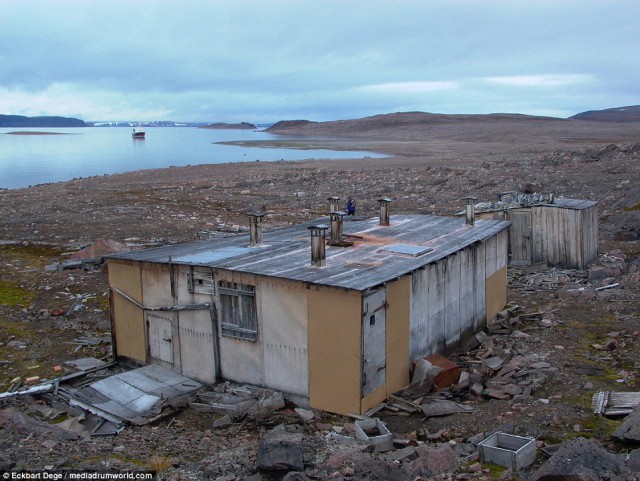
[464,197,477,226]
[378,197,392,226]
[327,196,341,213]
[308,224,328,267]
[248,211,265,246]
[329,211,346,243]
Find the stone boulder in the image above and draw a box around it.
[530,437,634,481]
[613,403,640,444]
[411,444,459,478]
[255,428,304,473]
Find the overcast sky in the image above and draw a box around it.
[1,1,638,123]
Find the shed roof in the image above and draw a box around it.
[474,196,598,214]
[537,198,598,210]
[109,214,510,291]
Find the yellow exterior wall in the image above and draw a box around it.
[108,260,146,362]
[361,385,387,413]
[384,276,411,396]
[308,287,362,415]
[485,265,507,321]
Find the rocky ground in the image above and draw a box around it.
[1,121,640,480]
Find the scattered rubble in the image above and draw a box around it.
[189,383,285,422]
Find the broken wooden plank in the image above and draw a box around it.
[363,402,387,417]
[592,391,640,416]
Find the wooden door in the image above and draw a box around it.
[362,288,386,396]
[147,313,175,367]
[508,210,532,265]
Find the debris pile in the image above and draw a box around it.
[189,382,285,423]
[509,266,588,293]
[475,192,555,213]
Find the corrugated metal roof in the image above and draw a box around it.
[109,214,510,291]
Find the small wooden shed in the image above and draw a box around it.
[474,194,598,269]
[107,210,510,415]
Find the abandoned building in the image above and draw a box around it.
[468,193,599,269]
[107,200,511,415]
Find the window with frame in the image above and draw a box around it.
[219,281,257,341]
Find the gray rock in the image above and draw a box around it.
[467,432,486,446]
[241,476,264,481]
[613,404,640,444]
[627,449,640,473]
[282,473,310,481]
[413,444,459,477]
[212,415,232,429]
[256,429,304,472]
[531,437,634,481]
[382,446,418,463]
[293,408,314,422]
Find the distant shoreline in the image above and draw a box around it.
[200,122,257,130]
[5,131,70,135]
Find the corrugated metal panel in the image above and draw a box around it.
[110,215,510,291]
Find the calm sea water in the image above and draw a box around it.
[0,127,383,189]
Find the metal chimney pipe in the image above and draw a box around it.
[464,197,477,226]
[329,211,345,243]
[249,213,265,246]
[549,193,555,204]
[308,224,328,267]
[327,196,341,213]
[378,197,392,226]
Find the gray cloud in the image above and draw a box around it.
[1,0,638,122]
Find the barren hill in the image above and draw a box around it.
[0,114,87,128]
[265,111,640,155]
[570,105,640,122]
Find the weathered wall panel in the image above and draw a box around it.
[112,293,146,362]
[473,241,487,331]
[261,279,309,397]
[486,266,507,322]
[485,230,508,321]
[444,253,461,350]
[109,261,143,302]
[385,276,410,396]
[109,261,146,362]
[410,262,444,360]
[458,247,475,342]
[177,309,217,383]
[308,287,361,415]
[584,205,599,266]
[530,205,598,269]
[485,235,498,276]
[140,263,172,306]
